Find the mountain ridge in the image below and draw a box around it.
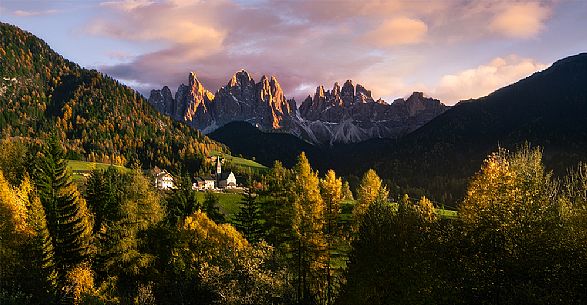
[149,72,448,145]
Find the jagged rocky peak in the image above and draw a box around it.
[228,69,255,88]
[315,85,326,99]
[355,84,374,103]
[188,72,214,100]
[148,86,174,115]
[332,82,341,96]
[341,80,355,106]
[148,71,449,145]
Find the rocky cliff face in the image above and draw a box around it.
[148,71,448,145]
[148,70,296,133]
[295,81,448,144]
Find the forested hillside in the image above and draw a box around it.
[0,22,226,171]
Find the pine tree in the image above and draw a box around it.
[21,176,59,301]
[85,166,121,234]
[0,171,58,302]
[320,170,343,305]
[0,170,32,295]
[290,152,326,303]
[234,186,263,243]
[203,191,225,224]
[166,174,200,225]
[260,161,294,252]
[98,169,165,301]
[31,136,94,275]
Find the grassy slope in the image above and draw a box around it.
[68,160,129,172]
[210,150,268,170]
[67,159,130,182]
[196,192,244,221]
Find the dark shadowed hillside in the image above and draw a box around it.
[209,121,328,168]
[345,53,587,203]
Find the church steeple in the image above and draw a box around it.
[216,156,222,175]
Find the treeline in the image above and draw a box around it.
[340,146,587,305]
[0,22,226,172]
[2,137,587,304]
[0,137,358,304]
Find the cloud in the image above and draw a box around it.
[82,0,561,102]
[489,3,551,38]
[100,0,154,11]
[363,17,428,46]
[13,9,60,17]
[433,55,548,104]
[92,0,383,98]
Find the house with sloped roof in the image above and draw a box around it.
[193,176,215,190]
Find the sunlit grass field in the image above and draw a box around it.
[210,150,268,171]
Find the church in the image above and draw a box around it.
[193,156,237,190]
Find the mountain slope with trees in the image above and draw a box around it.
[0,22,226,172]
[351,52,587,203]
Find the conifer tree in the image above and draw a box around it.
[203,191,225,224]
[85,166,121,234]
[31,136,94,274]
[166,174,200,224]
[98,169,164,300]
[0,172,58,302]
[234,186,263,243]
[353,169,388,230]
[260,161,294,251]
[290,152,326,303]
[19,176,58,286]
[320,170,343,305]
[0,170,31,293]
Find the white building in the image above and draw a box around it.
[193,156,238,190]
[218,172,237,189]
[153,168,175,190]
[193,177,215,190]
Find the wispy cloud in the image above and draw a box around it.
[80,0,560,102]
[99,0,154,11]
[13,9,61,17]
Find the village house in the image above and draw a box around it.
[193,176,215,191]
[153,167,175,190]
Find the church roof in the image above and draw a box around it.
[218,172,234,181]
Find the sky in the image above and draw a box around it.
[1,0,586,105]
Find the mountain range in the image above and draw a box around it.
[148,72,448,145]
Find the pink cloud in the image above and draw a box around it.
[433,55,548,104]
[88,0,560,102]
[490,3,551,38]
[363,17,428,47]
